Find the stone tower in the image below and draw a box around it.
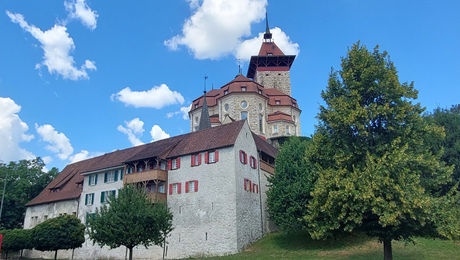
[246,14,296,96]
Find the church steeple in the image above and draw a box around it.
[198,77,211,131]
[263,12,272,41]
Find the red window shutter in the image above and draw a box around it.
[205,152,209,164]
[185,181,189,193]
[178,183,182,194]
[257,185,259,193]
[254,158,257,169]
[169,184,173,195]
[168,159,172,170]
[244,179,247,191]
[177,157,181,168]
[194,180,198,192]
[191,155,195,166]
[215,150,219,162]
[198,153,202,165]
[244,153,248,164]
[239,150,243,163]
[249,180,252,192]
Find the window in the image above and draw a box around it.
[267,53,273,56]
[241,86,247,92]
[85,193,94,205]
[101,190,116,203]
[258,89,262,95]
[241,101,248,109]
[285,125,290,135]
[259,114,263,133]
[44,215,48,221]
[191,153,201,167]
[244,179,252,192]
[168,157,181,170]
[104,171,118,183]
[259,103,263,111]
[86,213,95,224]
[88,174,98,186]
[137,165,144,172]
[224,103,229,111]
[158,183,165,193]
[194,104,198,109]
[253,183,259,193]
[239,150,247,164]
[127,167,133,174]
[195,116,199,123]
[224,89,228,95]
[160,161,166,170]
[241,111,248,120]
[275,100,281,105]
[186,180,198,193]
[250,156,257,169]
[169,183,182,195]
[206,150,219,163]
[273,125,278,134]
[119,169,124,180]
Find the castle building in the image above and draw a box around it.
[22,17,301,260]
[189,19,301,144]
[23,120,278,259]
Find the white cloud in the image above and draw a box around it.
[164,0,267,59]
[0,97,35,162]
[112,84,185,109]
[35,123,74,160]
[42,156,53,164]
[150,125,170,142]
[6,11,96,80]
[167,104,191,120]
[64,0,98,30]
[69,150,101,163]
[117,118,145,146]
[235,27,300,61]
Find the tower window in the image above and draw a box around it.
[275,100,281,105]
[241,101,248,109]
[286,126,290,135]
[224,90,228,95]
[224,103,229,111]
[258,89,262,94]
[259,114,263,133]
[273,125,278,134]
[241,111,248,120]
[267,53,273,56]
[195,104,198,109]
[241,86,247,92]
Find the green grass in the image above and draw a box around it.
[192,232,460,260]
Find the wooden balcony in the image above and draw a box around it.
[147,192,167,203]
[124,169,167,184]
[260,161,275,174]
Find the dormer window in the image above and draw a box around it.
[258,89,262,95]
[275,100,281,105]
[224,90,228,95]
[267,53,273,56]
[194,104,198,109]
[241,86,247,92]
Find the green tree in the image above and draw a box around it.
[87,185,173,260]
[305,43,458,260]
[424,105,460,191]
[267,136,313,232]
[32,215,85,260]
[0,228,33,258]
[0,158,58,229]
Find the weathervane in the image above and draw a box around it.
[237,59,242,75]
[204,75,208,93]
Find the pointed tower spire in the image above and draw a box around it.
[264,12,272,41]
[198,76,211,130]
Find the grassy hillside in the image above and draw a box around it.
[195,232,460,259]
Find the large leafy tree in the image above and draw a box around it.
[267,136,313,232]
[87,185,173,260]
[0,158,58,229]
[305,43,458,260]
[424,105,460,191]
[32,215,85,260]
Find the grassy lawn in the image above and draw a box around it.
[193,232,460,259]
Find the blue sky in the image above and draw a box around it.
[1,0,459,171]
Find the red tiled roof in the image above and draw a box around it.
[258,42,285,56]
[190,75,299,113]
[252,132,278,158]
[27,120,249,206]
[267,111,294,123]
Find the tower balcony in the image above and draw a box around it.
[124,169,167,184]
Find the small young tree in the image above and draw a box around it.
[1,229,33,258]
[32,215,85,260]
[267,136,314,232]
[305,43,458,260]
[87,185,173,260]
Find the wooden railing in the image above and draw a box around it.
[260,161,275,174]
[124,169,167,184]
[146,192,167,203]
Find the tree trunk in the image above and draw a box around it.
[383,239,392,260]
[128,247,133,260]
[162,238,166,260]
[5,250,8,260]
[54,250,58,260]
